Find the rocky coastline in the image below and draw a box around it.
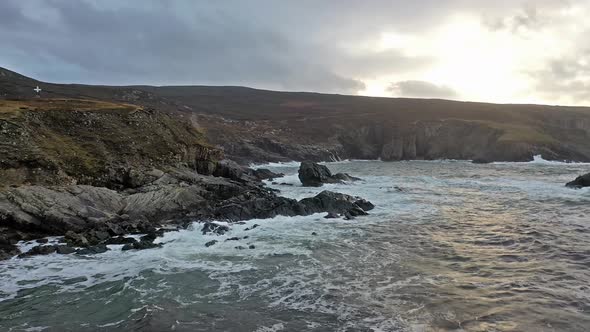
[0,99,374,260]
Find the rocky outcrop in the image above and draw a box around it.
[298,161,360,187]
[566,173,590,188]
[0,164,375,259]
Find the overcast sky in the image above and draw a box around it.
[1,0,589,105]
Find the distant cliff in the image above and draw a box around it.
[3,66,590,163]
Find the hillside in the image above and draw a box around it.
[2,66,590,163]
[0,98,215,188]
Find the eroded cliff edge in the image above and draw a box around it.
[0,99,373,259]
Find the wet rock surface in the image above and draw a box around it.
[298,161,360,187]
[566,173,590,188]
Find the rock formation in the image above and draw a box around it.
[566,173,590,188]
[298,161,360,187]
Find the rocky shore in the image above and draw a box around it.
[0,99,374,260]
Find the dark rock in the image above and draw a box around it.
[205,240,218,247]
[472,158,492,164]
[311,232,318,236]
[251,168,284,181]
[225,237,240,241]
[248,245,255,249]
[324,212,340,219]
[353,198,375,211]
[280,183,294,186]
[65,231,90,247]
[104,236,138,245]
[86,230,110,245]
[104,222,125,236]
[566,173,590,188]
[298,161,361,187]
[56,245,76,254]
[300,190,374,217]
[331,173,362,182]
[201,222,230,235]
[36,238,49,244]
[18,245,57,258]
[245,224,260,231]
[343,212,355,220]
[76,244,109,255]
[298,161,335,187]
[235,246,246,250]
[121,239,161,251]
[0,244,20,260]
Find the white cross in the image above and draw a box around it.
[34,86,42,94]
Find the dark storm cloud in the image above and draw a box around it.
[0,0,488,93]
[0,0,585,99]
[388,81,457,99]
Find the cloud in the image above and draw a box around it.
[0,0,588,104]
[388,80,457,99]
[528,53,590,105]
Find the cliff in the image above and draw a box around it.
[3,66,590,163]
[0,98,216,188]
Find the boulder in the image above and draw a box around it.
[298,161,360,187]
[566,173,590,188]
[298,161,333,187]
[300,191,374,217]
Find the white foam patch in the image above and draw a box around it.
[0,214,360,302]
[249,161,300,169]
[494,155,590,166]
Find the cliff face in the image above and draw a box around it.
[0,99,218,188]
[3,66,590,163]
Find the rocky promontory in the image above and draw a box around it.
[0,99,373,259]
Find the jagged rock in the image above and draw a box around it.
[121,238,161,251]
[65,231,90,247]
[76,244,109,255]
[225,237,240,241]
[248,245,255,249]
[300,191,374,217]
[245,224,260,231]
[201,222,230,235]
[324,212,340,219]
[56,245,76,254]
[298,161,334,187]
[343,212,355,220]
[18,245,57,257]
[298,161,360,187]
[566,173,590,188]
[36,238,49,244]
[205,240,218,247]
[104,236,138,245]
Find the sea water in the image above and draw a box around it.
[1,159,589,331]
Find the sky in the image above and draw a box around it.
[1,0,590,106]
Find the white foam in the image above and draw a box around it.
[249,161,300,169]
[494,155,590,166]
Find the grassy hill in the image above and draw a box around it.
[2,66,590,163]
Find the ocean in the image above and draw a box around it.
[1,158,589,331]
